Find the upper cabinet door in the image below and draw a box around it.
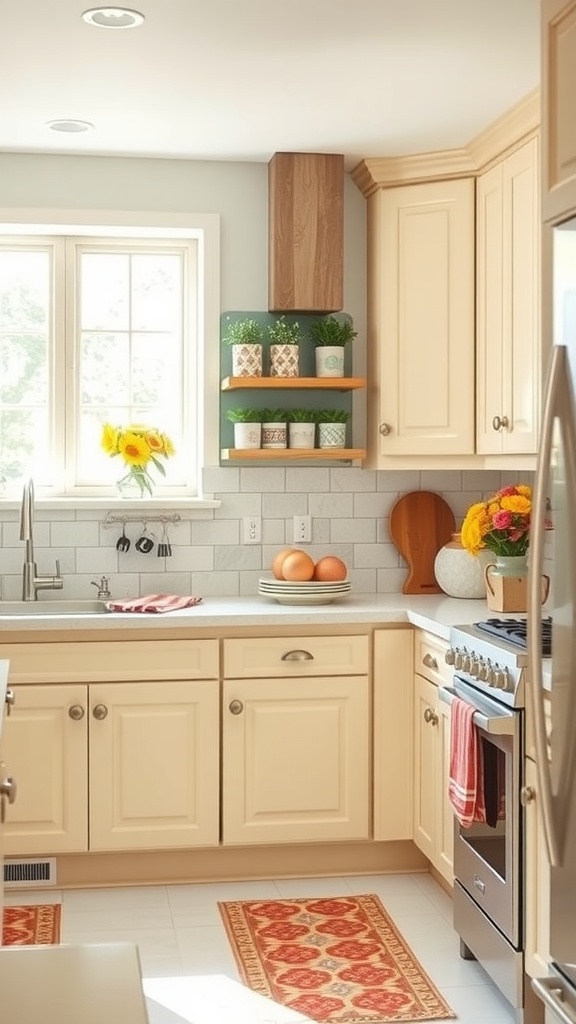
[476,138,540,455]
[542,0,576,222]
[367,179,475,460]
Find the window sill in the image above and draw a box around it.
[0,496,221,513]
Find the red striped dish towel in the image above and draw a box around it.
[448,696,486,828]
[106,594,202,614]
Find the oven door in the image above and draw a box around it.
[439,679,522,947]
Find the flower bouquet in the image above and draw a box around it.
[101,423,175,497]
[461,484,532,557]
[461,484,533,612]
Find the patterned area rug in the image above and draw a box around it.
[2,904,61,946]
[219,893,456,1023]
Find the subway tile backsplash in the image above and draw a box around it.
[0,468,533,601]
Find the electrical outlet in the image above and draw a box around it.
[293,514,311,543]
[242,516,261,544]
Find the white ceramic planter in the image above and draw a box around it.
[233,422,261,449]
[288,422,316,449]
[315,346,345,378]
[231,344,263,377]
[262,422,287,449]
[318,422,347,448]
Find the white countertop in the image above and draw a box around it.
[0,593,495,638]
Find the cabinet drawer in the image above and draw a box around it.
[0,640,219,682]
[414,631,451,687]
[224,635,369,678]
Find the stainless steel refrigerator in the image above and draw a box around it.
[529,213,576,1024]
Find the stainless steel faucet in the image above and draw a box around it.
[20,479,64,601]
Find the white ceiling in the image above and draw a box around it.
[1,0,541,169]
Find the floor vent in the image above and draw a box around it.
[3,858,57,888]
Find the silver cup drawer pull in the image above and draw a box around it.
[281,650,314,662]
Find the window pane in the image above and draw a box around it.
[81,253,129,330]
[132,254,182,331]
[0,249,51,485]
[81,332,130,405]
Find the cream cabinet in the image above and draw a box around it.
[1,639,220,856]
[542,0,576,221]
[366,178,475,463]
[476,138,540,455]
[373,629,413,841]
[412,631,454,885]
[524,756,551,979]
[222,635,370,845]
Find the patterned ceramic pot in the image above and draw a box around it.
[269,345,299,378]
[231,344,263,377]
[433,533,487,599]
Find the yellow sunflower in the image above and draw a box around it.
[161,433,175,457]
[145,430,165,454]
[118,431,151,468]
[101,422,120,456]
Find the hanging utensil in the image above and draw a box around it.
[158,522,172,558]
[116,522,131,552]
[135,522,155,554]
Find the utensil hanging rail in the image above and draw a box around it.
[103,512,182,527]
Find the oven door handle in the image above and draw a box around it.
[438,686,516,736]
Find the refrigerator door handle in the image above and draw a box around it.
[532,977,576,1024]
[529,345,576,868]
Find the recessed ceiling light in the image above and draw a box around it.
[82,7,145,28]
[46,119,95,133]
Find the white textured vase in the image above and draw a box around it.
[433,533,487,599]
[315,347,345,378]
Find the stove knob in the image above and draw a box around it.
[462,653,472,672]
[454,649,464,670]
[445,648,456,666]
[470,657,481,677]
[478,659,489,681]
[486,665,497,686]
[500,668,512,692]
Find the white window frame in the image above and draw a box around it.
[0,209,220,509]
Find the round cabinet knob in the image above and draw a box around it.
[492,415,510,431]
[229,699,244,715]
[445,648,456,666]
[520,785,536,806]
[422,653,438,670]
[69,704,85,721]
[92,704,108,720]
[423,707,438,726]
[379,423,392,436]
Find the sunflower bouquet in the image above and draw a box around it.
[101,423,175,497]
[461,484,532,557]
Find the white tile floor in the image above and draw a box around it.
[5,873,517,1024]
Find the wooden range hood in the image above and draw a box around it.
[268,151,344,313]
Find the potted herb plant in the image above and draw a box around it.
[315,408,351,448]
[309,315,357,378]
[261,408,288,450]
[226,408,262,449]
[222,317,264,377]
[266,316,301,378]
[287,408,316,449]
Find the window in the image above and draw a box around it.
[0,213,220,501]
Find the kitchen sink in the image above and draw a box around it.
[0,599,110,616]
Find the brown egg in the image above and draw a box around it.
[281,549,315,582]
[313,555,348,582]
[272,548,297,580]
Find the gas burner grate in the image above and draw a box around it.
[474,617,552,657]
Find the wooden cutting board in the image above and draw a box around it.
[389,491,456,595]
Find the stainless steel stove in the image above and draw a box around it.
[442,614,547,1016]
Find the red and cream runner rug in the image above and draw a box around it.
[2,904,61,946]
[219,893,456,1023]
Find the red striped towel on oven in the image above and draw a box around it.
[448,696,486,828]
[106,594,202,613]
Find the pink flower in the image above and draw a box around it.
[492,509,513,530]
[496,485,518,497]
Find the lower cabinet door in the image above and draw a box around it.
[413,675,438,863]
[222,675,370,845]
[436,690,454,884]
[89,680,220,851]
[2,684,88,855]
[524,756,551,978]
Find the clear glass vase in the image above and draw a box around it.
[116,471,150,499]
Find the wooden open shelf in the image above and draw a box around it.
[221,376,365,391]
[221,447,366,462]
